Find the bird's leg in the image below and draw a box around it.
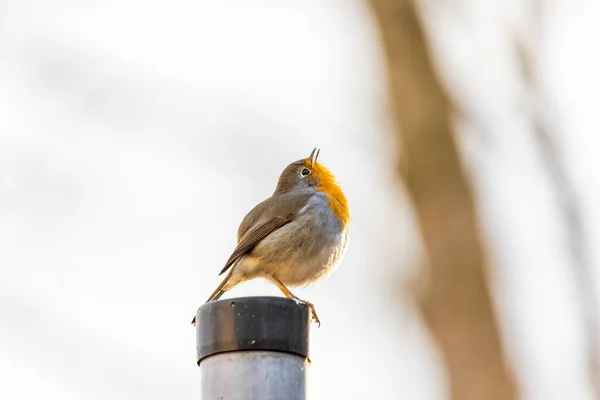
[269,275,320,327]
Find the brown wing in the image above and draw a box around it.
[236,198,271,241]
[218,211,296,276]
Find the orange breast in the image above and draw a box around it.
[305,159,349,228]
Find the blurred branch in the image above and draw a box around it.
[367,1,517,399]
[516,37,600,398]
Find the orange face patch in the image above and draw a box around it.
[304,158,349,227]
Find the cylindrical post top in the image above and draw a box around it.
[195,296,311,365]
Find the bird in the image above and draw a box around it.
[191,147,349,327]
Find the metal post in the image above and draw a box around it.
[195,296,311,400]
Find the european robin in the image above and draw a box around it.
[192,148,349,326]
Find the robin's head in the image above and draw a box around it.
[275,148,328,191]
[275,148,349,225]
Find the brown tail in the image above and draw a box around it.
[206,270,231,302]
[191,268,235,326]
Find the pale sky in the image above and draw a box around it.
[1,1,599,399]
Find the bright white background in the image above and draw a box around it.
[0,1,598,399]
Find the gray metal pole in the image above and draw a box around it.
[195,296,311,400]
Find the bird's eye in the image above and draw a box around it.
[301,168,311,176]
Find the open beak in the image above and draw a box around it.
[309,147,320,167]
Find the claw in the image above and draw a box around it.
[302,300,321,327]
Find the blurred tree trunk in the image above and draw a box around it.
[367,1,517,399]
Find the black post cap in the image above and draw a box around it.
[195,296,311,365]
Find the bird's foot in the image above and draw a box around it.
[287,297,320,326]
[299,299,320,327]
